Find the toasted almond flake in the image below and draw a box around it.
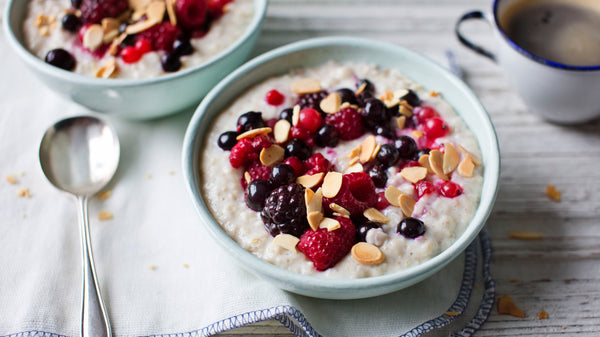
[102,29,119,44]
[297,172,324,189]
[319,217,341,231]
[244,171,251,184]
[307,188,323,215]
[39,26,50,37]
[292,105,300,125]
[396,116,406,130]
[546,185,561,202]
[399,105,413,117]
[322,172,343,198]
[259,144,284,167]
[400,166,428,183]
[95,58,117,78]
[307,211,323,231]
[236,127,272,140]
[400,100,413,110]
[83,24,103,51]
[379,90,394,101]
[329,203,350,216]
[17,188,32,198]
[394,89,409,99]
[359,135,377,163]
[34,14,45,27]
[332,212,349,218]
[97,210,113,221]
[131,9,146,21]
[457,145,481,166]
[347,156,360,167]
[125,19,157,34]
[371,143,381,162]
[291,78,321,94]
[304,188,315,211]
[539,310,549,320]
[101,18,120,34]
[320,92,342,114]
[273,119,291,143]
[457,156,475,178]
[165,0,177,25]
[149,264,157,270]
[351,242,385,265]
[355,82,367,95]
[443,143,460,174]
[509,231,543,240]
[348,145,361,159]
[429,150,448,180]
[108,33,127,56]
[497,295,525,318]
[344,162,363,174]
[146,1,166,22]
[98,190,112,200]
[445,311,461,317]
[418,154,433,174]
[5,174,18,184]
[183,263,189,268]
[273,233,300,252]
[384,186,403,207]
[128,0,151,11]
[399,194,415,217]
[430,91,440,97]
[363,208,390,223]
[412,130,424,139]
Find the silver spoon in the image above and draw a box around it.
[40,116,119,337]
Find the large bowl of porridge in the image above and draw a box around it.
[182,37,500,299]
[3,0,267,119]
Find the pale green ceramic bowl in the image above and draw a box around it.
[183,37,500,299]
[3,0,267,120]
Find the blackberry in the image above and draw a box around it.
[261,183,309,238]
[295,90,328,114]
[80,0,129,24]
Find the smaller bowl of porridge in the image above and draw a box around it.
[4,0,267,119]
[182,37,500,299]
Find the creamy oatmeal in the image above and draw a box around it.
[23,0,254,78]
[201,62,484,278]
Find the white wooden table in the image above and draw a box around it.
[224,0,600,335]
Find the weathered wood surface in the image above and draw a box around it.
[225,0,600,335]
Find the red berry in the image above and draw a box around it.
[283,157,306,176]
[80,0,129,24]
[265,89,285,106]
[439,181,463,198]
[136,22,181,51]
[298,108,322,133]
[422,117,449,139]
[252,135,272,152]
[325,107,365,140]
[176,0,208,30]
[77,23,92,43]
[415,180,436,199]
[229,138,256,169]
[241,161,272,189]
[120,46,142,63]
[290,125,312,142]
[135,39,153,54]
[304,153,331,176]
[323,172,377,216]
[375,192,390,210]
[207,0,232,18]
[413,106,438,124]
[297,216,355,271]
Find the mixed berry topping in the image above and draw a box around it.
[216,76,481,271]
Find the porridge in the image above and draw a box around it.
[201,62,484,278]
[23,0,254,78]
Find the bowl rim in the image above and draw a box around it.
[3,0,268,87]
[182,36,500,295]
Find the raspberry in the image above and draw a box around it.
[295,90,328,114]
[229,138,256,169]
[297,216,355,271]
[261,184,309,238]
[304,153,331,176]
[207,0,232,18]
[283,157,306,176]
[176,0,208,30]
[136,22,181,51]
[290,126,312,143]
[80,0,128,23]
[325,107,365,141]
[241,161,272,189]
[252,135,272,152]
[323,172,377,216]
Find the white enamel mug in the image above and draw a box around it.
[456,0,600,124]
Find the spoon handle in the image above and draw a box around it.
[78,195,112,337]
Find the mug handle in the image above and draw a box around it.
[455,11,497,62]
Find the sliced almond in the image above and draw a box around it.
[384,186,403,207]
[291,105,300,126]
[347,156,360,167]
[97,210,113,221]
[307,188,323,215]
[290,78,321,94]
[497,295,525,318]
[101,18,120,34]
[399,105,413,118]
[379,90,394,102]
[344,163,363,174]
[98,190,112,200]
[273,119,291,143]
[83,24,103,51]
[236,127,272,140]
[102,29,119,44]
[546,185,561,202]
[539,310,549,320]
[17,188,32,198]
[319,217,341,231]
[259,145,284,167]
[304,188,315,211]
[412,130,424,139]
[347,145,361,159]
[363,208,390,223]
[509,231,543,240]
[400,166,428,183]
[128,0,152,11]
[359,135,377,164]
[273,233,300,253]
[108,33,127,56]
[351,242,385,265]
[457,156,475,178]
[399,194,415,217]
[429,150,448,180]
[322,172,343,198]
[443,143,460,174]
[5,174,18,184]
[244,171,251,184]
[125,19,157,34]
[297,172,324,189]
[430,90,440,97]
[165,0,177,25]
[355,82,367,95]
[418,154,433,174]
[396,116,406,130]
[95,58,117,78]
[329,203,350,216]
[457,144,481,166]
[307,211,323,231]
[146,1,166,23]
[320,92,342,114]
[371,143,381,162]
[34,14,45,27]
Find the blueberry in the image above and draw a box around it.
[71,0,82,8]
[376,144,399,167]
[413,148,431,161]
[161,53,181,72]
[357,79,375,95]
[237,111,265,132]
[217,131,238,151]
[173,38,193,56]
[61,13,80,32]
[270,163,296,187]
[279,108,293,123]
[373,125,395,139]
[394,136,418,159]
[368,165,388,188]
[284,139,312,161]
[398,89,421,107]
[245,179,273,211]
[356,221,380,242]
[364,98,389,125]
[314,124,339,148]
[336,88,358,105]
[397,217,425,239]
[44,49,76,71]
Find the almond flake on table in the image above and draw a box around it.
[97,210,113,221]
[17,188,32,198]
[497,295,525,318]
[546,184,561,202]
[5,174,18,184]
[539,309,549,320]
